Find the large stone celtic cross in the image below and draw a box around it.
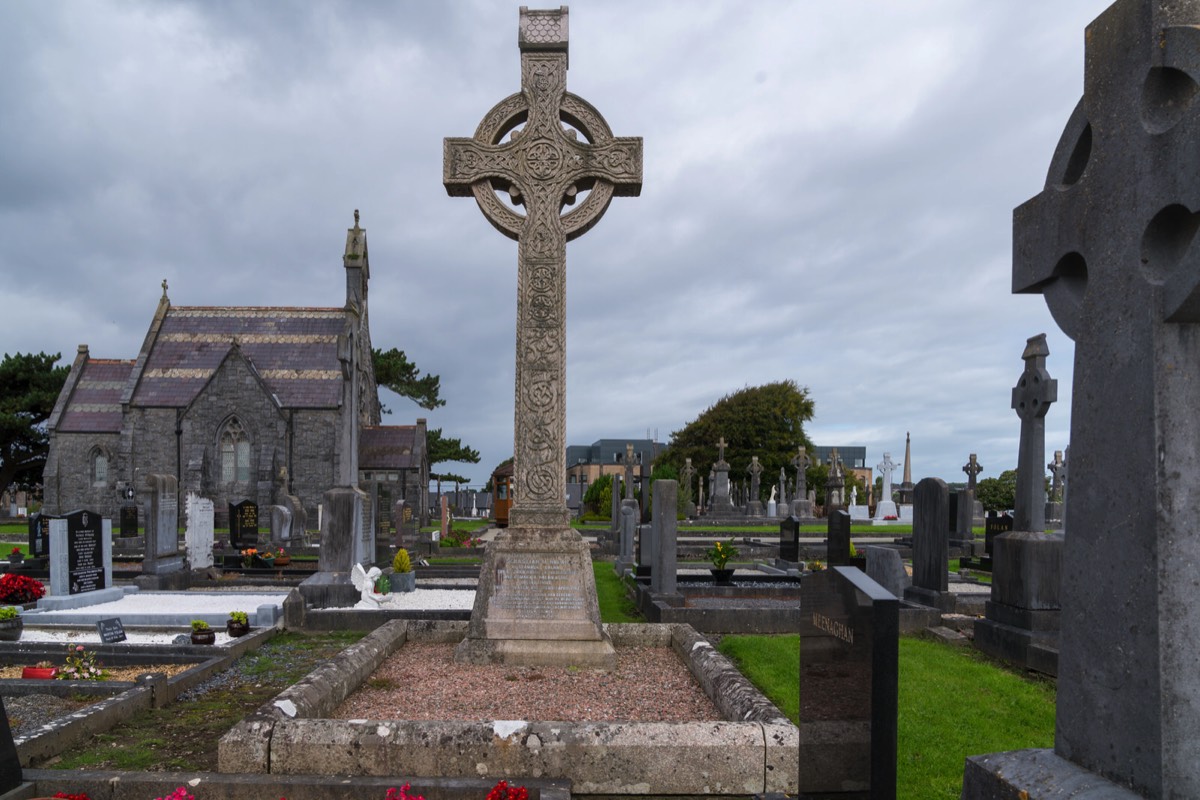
[444,6,642,530]
[1008,1,1200,794]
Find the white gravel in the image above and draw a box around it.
[358,588,476,610]
[30,592,288,617]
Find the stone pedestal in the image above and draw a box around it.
[873,499,898,520]
[455,527,616,670]
[973,531,1063,676]
[318,486,369,573]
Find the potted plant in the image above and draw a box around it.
[22,660,55,680]
[707,539,739,585]
[240,548,258,568]
[8,547,23,565]
[226,610,250,638]
[0,606,22,641]
[390,548,416,593]
[848,539,867,571]
[190,619,215,645]
[56,645,107,680]
[271,547,290,567]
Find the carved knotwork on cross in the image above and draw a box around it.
[444,7,642,530]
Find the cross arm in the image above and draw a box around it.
[573,136,643,196]
[443,138,521,197]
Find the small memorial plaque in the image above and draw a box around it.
[66,510,105,595]
[96,617,126,643]
[229,500,259,549]
[800,566,898,797]
[119,505,139,538]
[984,511,1014,557]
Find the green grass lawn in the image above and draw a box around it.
[715,633,1055,800]
[593,561,643,623]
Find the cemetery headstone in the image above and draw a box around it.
[903,477,951,611]
[445,6,640,669]
[826,509,852,566]
[609,473,622,533]
[268,504,292,546]
[779,515,800,563]
[49,509,112,596]
[649,480,680,600]
[229,500,259,551]
[96,617,126,644]
[317,486,369,571]
[710,438,736,516]
[635,518,655,579]
[825,449,845,508]
[973,336,1063,675]
[615,502,636,575]
[791,446,813,518]
[897,432,914,505]
[747,456,764,516]
[681,459,697,517]
[142,474,183,576]
[864,546,910,599]
[119,504,139,538]
[777,467,790,517]
[439,495,449,541]
[800,566,898,797]
[185,494,214,570]
[27,512,55,559]
[393,499,417,550]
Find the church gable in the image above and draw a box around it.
[179,346,288,500]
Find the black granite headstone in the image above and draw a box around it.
[66,509,105,595]
[904,477,951,612]
[985,511,1013,557]
[0,697,21,793]
[229,500,259,549]
[826,509,851,566]
[119,504,139,537]
[27,513,54,558]
[779,516,800,562]
[800,566,898,798]
[948,491,960,534]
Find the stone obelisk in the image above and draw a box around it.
[444,7,642,668]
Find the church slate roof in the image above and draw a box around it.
[57,359,135,433]
[131,306,347,409]
[360,425,422,470]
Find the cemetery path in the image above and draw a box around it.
[38,631,364,772]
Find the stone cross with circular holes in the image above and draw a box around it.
[999,4,1200,791]
[1010,334,1057,536]
[962,453,983,491]
[444,6,642,530]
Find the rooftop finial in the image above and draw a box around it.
[353,209,361,230]
[161,279,168,299]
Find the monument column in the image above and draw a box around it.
[444,7,642,669]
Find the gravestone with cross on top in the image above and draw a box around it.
[964,1,1200,796]
[445,7,641,669]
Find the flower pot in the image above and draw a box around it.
[273,555,291,567]
[390,571,416,593]
[226,620,250,638]
[0,618,23,642]
[710,568,735,585]
[8,554,22,565]
[190,630,216,645]
[21,666,55,680]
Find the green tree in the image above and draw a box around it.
[656,380,815,503]
[583,473,614,518]
[372,348,444,411]
[0,352,69,493]
[427,428,480,469]
[976,470,1017,512]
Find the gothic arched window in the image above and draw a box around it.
[220,418,251,484]
[91,449,108,486]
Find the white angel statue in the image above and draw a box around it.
[351,563,384,608]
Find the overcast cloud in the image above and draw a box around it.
[0,1,1111,488]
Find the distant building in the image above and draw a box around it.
[814,445,873,505]
[565,438,665,492]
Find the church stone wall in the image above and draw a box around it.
[42,431,121,517]
[290,408,340,525]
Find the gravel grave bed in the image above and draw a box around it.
[333,641,722,722]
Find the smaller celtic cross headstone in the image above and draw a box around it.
[747,456,763,499]
[791,446,810,492]
[623,443,635,501]
[716,437,729,465]
[963,454,983,491]
[1011,334,1057,533]
[877,453,897,500]
[1047,450,1065,502]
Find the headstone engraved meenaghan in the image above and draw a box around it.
[49,509,112,597]
[962,2,1198,795]
[972,336,1063,676]
[800,566,898,797]
[445,6,641,668]
[903,477,952,611]
[228,500,259,550]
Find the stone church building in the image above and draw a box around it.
[42,213,428,530]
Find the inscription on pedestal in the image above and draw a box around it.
[490,553,587,618]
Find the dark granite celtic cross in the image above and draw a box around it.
[444,7,642,530]
[1010,334,1057,533]
[962,453,983,491]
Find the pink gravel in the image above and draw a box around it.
[332,641,723,723]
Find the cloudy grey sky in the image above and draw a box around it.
[0,1,1111,489]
